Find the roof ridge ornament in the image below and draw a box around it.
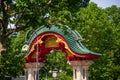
[75,38,85,42]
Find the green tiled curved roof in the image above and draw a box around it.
[26,25,100,55]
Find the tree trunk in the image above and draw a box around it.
[0,35,7,55]
[0,0,11,79]
[0,35,7,80]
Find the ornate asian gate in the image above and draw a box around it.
[22,25,101,80]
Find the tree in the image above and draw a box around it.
[0,0,90,79]
[74,3,120,80]
[0,31,26,79]
[0,0,90,55]
[43,50,73,80]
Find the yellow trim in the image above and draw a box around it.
[31,53,36,58]
[27,33,85,58]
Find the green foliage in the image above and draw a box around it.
[73,3,120,80]
[41,50,73,79]
[45,50,66,69]
[0,31,26,78]
[0,0,90,79]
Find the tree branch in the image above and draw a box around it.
[0,18,3,24]
[47,0,51,5]
[1,0,9,38]
[14,13,24,28]
[6,0,52,37]
[6,19,31,37]
[9,10,32,17]
[15,20,30,32]
[1,0,5,28]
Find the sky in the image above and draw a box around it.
[90,0,120,8]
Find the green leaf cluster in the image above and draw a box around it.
[73,3,120,80]
[42,50,73,79]
[0,31,26,78]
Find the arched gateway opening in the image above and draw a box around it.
[23,25,101,80]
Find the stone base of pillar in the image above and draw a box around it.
[68,60,93,80]
[25,62,44,80]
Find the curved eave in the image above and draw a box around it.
[25,25,101,61]
[27,31,100,59]
[66,53,101,61]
